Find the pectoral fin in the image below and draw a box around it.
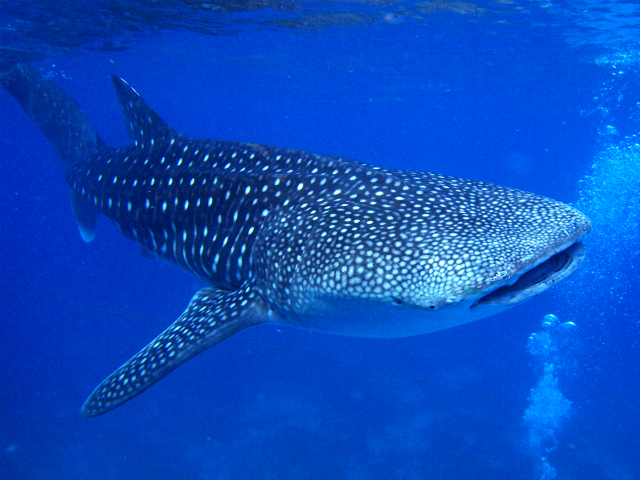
[82,284,270,417]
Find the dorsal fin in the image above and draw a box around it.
[111,76,179,149]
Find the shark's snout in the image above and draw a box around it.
[472,240,586,309]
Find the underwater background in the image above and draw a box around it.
[1,1,639,478]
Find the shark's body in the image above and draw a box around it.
[1,64,591,417]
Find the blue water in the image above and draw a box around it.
[1,2,639,478]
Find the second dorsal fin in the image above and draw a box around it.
[111,76,179,149]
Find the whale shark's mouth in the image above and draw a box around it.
[471,242,585,309]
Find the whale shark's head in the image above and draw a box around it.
[256,168,591,337]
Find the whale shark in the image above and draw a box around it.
[1,64,591,417]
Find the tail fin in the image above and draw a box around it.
[1,64,102,241]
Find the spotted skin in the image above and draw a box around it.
[81,285,268,417]
[1,64,591,417]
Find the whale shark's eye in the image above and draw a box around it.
[392,297,403,305]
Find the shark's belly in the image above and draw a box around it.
[286,294,510,338]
